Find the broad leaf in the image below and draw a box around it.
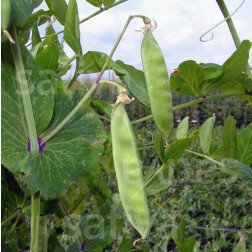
[85,0,102,7]
[222,116,236,159]
[21,86,106,199]
[171,219,185,248]
[79,51,125,75]
[45,0,67,25]
[146,164,173,195]
[32,22,41,48]
[165,138,190,164]
[10,0,34,27]
[176,116,189,139]
[115,60,150,107]
[221,162,252,189]
[232,241,246,252]
[1,46,54,173]
[64,0,82,56]
[201,40,251,94]
[35,43,59,80]
[154,133,165,162]
[199,114,215,154]
[235,123,252,164]
[170,60,205,97]
[103,0,116,7]
[118,234,133,252]
[91,100,113,119]
[180,236,196,252]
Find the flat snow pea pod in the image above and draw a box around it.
[111,92,150,238]
[141,28,174,137]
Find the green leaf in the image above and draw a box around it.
[10,0,34,27]
[241,73,252,92]
[171,219,185,247]
[1,46,54,173]
[35,44,59,80]
[79,51,125,75]
[201,40,251,94]
[91,100,113,118]
[115,60,150,107]
[165,138,190,164]
[180,236,196,252]
[170,60,205,97]
[232,241,246,252]
[103,0,116,7]
[199,114,215,154]
[85,0,102,7]
[45,0,67,25]
[118,234,133,252]
[221,162,252,188]
[235,123,252,164]
[176,116,189,139]
[222,116,236,159]
[64,0,82,56]
[146,164,173,195]
[20,88,106,199]
[32,22,42,48]
[154,133,165,162]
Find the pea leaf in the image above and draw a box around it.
[115,60,150,108]
[146,164,173,195]
[235,123,252,165]
[91,100,113,119]
[64,0,82,56]
[221,162,252,189]
[170,60,205,97]
[35,43,59,80]
[232,241,246,252]
[176,116,189,139]
[165,138,190,164]
[171,219,185,248]
[103,0,116,8]
[222,116,237,159]
[21,87,106,199]
[79,51,125,75]
[1,45,55,173]
[153,133,165,162]
[10,0,34,27]
[201,40,251,94]
[199,114,215,154]
[32,22,41,48]
[180,236,196,252]
[45,0,67,25]
[85,0,102,7]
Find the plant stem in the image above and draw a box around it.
[99,80,126,91]
[98,115,111,122]
[56,54,78,73]
[9,26,39,151]
[42,15,139,144]
[9,26,41,252]
[31,192,40,252]
[185,149,224,167]
[145,164,167,187]
[131,90,246,124]
[65,56,80,89]
[216,0,251,75]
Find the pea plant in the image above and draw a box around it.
[1,0,252,251]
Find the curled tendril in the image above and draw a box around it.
[200,0,246,42]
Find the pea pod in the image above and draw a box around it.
[1,0,11,30]
[141,28,174,137]
[111,92,150,238]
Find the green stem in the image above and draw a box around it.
[131,90,246,125]
[145,164,167,187]
[99,80,126,92]
[1,209,21,227]
[216,0,251,75]
[42,15,140,144]
[9,26,39,151]
[65,56,80,89]
[185,149,224,167]
[31,192,40,252]
[98,115,111,122]
[9,25,41,252]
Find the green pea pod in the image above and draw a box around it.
[1,0,11,30]
[111,94,150,238]
[141,29,174,138]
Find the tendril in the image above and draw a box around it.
[200,0,246,42]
